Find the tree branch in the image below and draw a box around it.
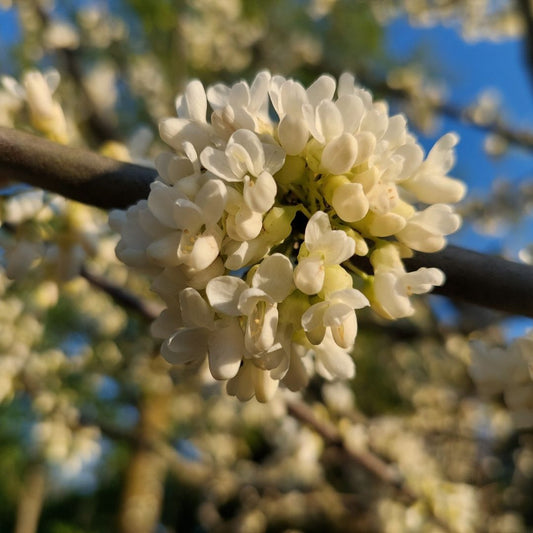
[2,126,533,318]
[404,245,533,318]
[516,0,533,99]
[80,266,162,321]
[287,401,455,530]
[287,400,413,498]
[0,127,155,209]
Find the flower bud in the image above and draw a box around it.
[332,182,369,222]
[278,291,310,329]
[321,133,358,174]
[263,206,298,243]
[321,174,350,204]
[274,155,307,185]
[319,265,353,298]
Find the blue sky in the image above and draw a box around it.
[385,19,533,336]
[386,18,533,259]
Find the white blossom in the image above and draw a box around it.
[201,129,284,214]
[301,288,369,348]
[294,211,355,295]
[111,71,465,400]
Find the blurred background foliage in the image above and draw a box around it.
[1,0,533,532]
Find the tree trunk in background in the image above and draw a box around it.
[14,462,46,533]
[118,371,171,533]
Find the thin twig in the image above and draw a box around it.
[80,266,162,322]
[287,400,413,498]
[287,400,453,531]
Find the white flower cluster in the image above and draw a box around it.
[2,69,69,144]
[111,71,465,401]
[470,332,533,428]
[0,190,101,281]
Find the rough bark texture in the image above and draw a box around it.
[0,127,155,209]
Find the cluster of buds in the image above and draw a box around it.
[111,72,465,401]
[2,69,69,144]
[470,332,533,428]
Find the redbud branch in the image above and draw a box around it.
[404,246,533,318]
[287,400,414,498]
[80,266,162,322]
[287,400,454,531]
[0,127,155,209]
[517,0,533,101]
[1,126,533,318]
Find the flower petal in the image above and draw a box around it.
[178,231,220,270]
[329,288,369,309]
[252,253,295,302]
[159,118,210,152]
[148,181,182,228]
[321,133,358,175]
[253,365,279,403]
[282,347,310,391]
[304,211,331,249]
[397,268,445,296]
[332,182,369,222]
[243,171,276,214]
[195,179,227,225]
[147,232,181,266]
[206,276,248,316]
[162,327,208,365]
[336,94,364,133]
[226,360,255,400]
[173,198,203,231]
[306,74,336,107]
[249,70,271,113]
[207,83,231,110]
[316,100,344,141]
[315,332,355,379]
[262,142,286,175]
[301,301,329,332]
[233,205,263,241]
[223,237,271,270]
[179,288,214,328]
[280,79,307,116]
[278,114,309,155]
[244,299,278,354]
[208,318,244,379]
[294,255,325,295]
[373,270,413,319]
[151,307,182,339]
[176,79,207,122]
[200,146,240,182]
[319,231,355,265]
[230,129,265,176]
